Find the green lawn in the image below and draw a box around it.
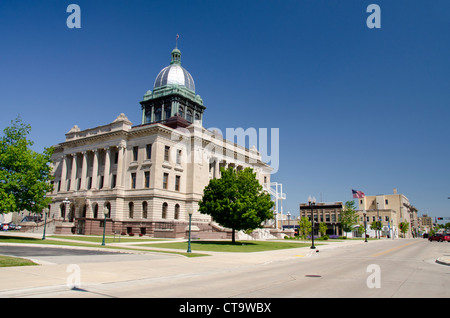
[0,255,38,267]
[141,240,312,252]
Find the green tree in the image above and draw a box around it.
[318,222,328,237]
[340,200,359,237]
[298,216,311,240]
[399,221,409,237]
[0,117,54,214]
[357,223,366,237]
[370,221,382,238]
[198,167,274,243]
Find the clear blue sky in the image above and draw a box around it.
[1,0,449,221]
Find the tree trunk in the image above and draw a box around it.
[232,228,235,244]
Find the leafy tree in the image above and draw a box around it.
[0,117,54,214]
[318,222,328,237]
[298,216,311,240]
[198,167,274,243]
[370,221,382,237]
[340,200,359,237]
[399,221,409,237]
[357,222,366,237]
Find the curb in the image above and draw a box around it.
[435,257,450,266]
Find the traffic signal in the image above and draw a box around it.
[437,217,443,220]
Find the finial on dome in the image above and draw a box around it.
[171,34,182,65]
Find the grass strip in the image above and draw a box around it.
[141,240,312,253]
[0,255,39,267]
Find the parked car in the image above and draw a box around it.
[7,223,20,230]
[422,233,429,239]
[428,233,450,242]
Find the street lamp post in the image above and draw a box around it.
[187,207,193,253]
[101,206,109,246]
[376,201,380,239]
[308,196,316,249]
[42,208,49,240]
[363,212,368,243]
[62,197,70,222]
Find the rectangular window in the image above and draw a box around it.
[114,151,119,164]
[87,177,92,190]
[146,144,152,160]
[385,199,389,205]
[131,173,136,189]
[99,176,104,189]
[145,171,150,188]
[175,175,180,191]
[133,146,139,161]
[163,173,169,189]
[164,146,170,161]
[111,174,117,188]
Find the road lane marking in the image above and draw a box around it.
[370,240,420,257]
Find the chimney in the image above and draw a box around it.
[393,188,397,194]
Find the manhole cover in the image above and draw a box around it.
[305,275,322,278]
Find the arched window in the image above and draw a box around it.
[142,201,148,219]
[145,109,151,124]
[162,202,168,219]
[195,112,200,121]
[60,203,66,220]
[179,106,184,118]
[105,202,111,218]
[155,107,162,122]
[165,105,171,120]
[186,110,193,122]
[93,203,98,218]
[129,202,134,219]
[175,204,180,220]
[69,204,75,222]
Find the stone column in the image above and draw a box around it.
[91,149,99,190]
[215,160,220,179]
[115,144,125,188]
[103,147,111,189]
[80,151,88,190]
[60,155,68,192]
[70,154,78,191]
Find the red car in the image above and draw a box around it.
[428,233,450,242]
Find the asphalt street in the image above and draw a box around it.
[0,238,448,299]
[0,245,178,264]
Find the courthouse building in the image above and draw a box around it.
[47,47,273,236]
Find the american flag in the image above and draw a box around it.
[352,189,365,198]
